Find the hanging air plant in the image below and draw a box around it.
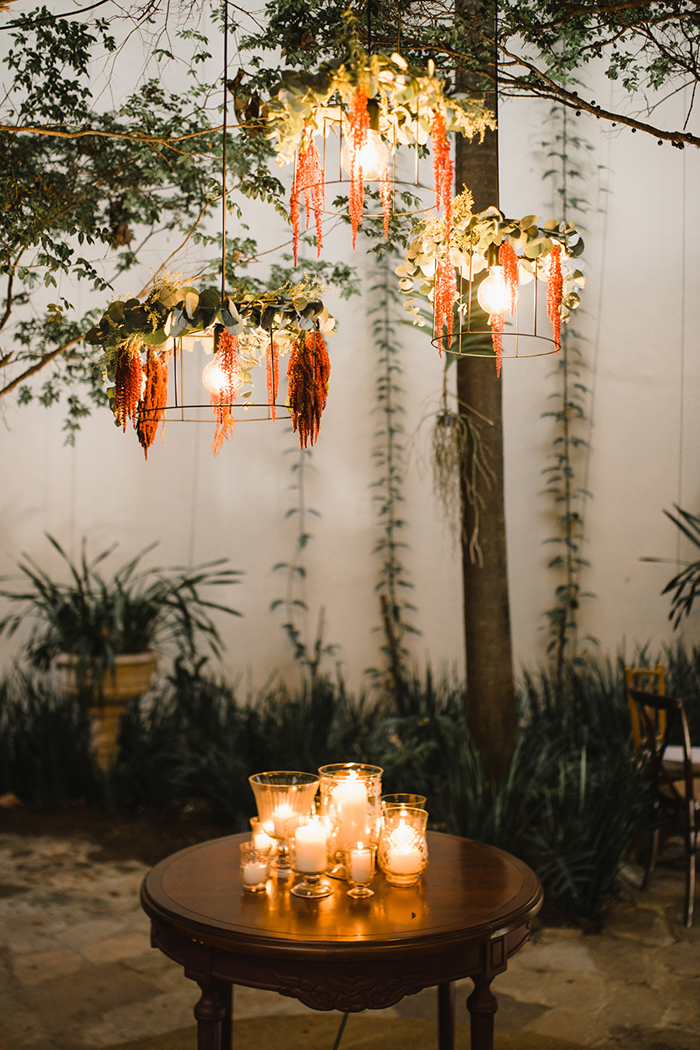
[87,276,336,454]
[397,188,585,370]
[264,11,495,254]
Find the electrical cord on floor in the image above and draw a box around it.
[332,1011,349,1050]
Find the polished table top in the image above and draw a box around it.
[141,831,543,961]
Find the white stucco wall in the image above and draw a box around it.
[0,19,698,691]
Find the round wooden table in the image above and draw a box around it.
[141,831,543,1050]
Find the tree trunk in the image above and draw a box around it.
[455,29,516,778]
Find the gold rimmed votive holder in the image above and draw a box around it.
[248,771,319,879]
[318,763,383,877]
[343,843,377,898]
[378,806,429,887]
[381,793,427,811]
[285,814,340,899]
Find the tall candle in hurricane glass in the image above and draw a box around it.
[318,763,383,878]
[248,771,320,878]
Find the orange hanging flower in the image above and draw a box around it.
[434,253,457,353]
[499,242,519,317]
[379,164,391,240]
[490,312,505,377]
[136,349,168,459]
[266,341,279,422]
[547,243,563,352]
[114,344,143,431]
[430,106,453,240]
[211,329,240,455]
[287,329,330,448]
[348,87,370,249]
[291,128,325,264]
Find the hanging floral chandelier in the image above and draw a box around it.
[397,188,585,374]
[86,276,336,457]
[265,11,495,262]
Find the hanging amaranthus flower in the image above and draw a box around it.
[287,329,330,448]
[547,243,563,352]
[348,87,370,249]
[210,329,240,455]
[114,343,143,431]
[266,342,279,422]
[291,127,325,265]
[430,106,453,240]
[136,349,168,459]
[499,242,519,317]
[379,164,391,240]
[490,311,505,377]
[434,254,457,353]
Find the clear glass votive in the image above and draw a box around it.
[248,771,320,879]
[343,843,377,898]
[285,814,339,899]
[250,817,278,857]
[318,763,383,877]
[378,806,429,887]
[239,841,271,892]
[381,793,427,811]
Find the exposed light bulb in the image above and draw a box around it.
[476,265,515,316]
[202,357,242,397]
[342,130,390,181]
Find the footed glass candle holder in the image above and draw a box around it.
[381,793,427,811]
[343,844,377,898]
[318,763,383,877]
[250,817,278,857]
[285,815,339,899]
[239,841,271,892]
[378,806,429,887]
[249,772,319,879]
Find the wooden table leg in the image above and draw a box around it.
[194,979,231,1050]
[437,981,455,1050]
[466,975,497,1050]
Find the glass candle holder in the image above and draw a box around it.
[250,817,278,857]
[249,771,319,879]
[239,841,271,892]
[381,793,427,811]
[285,815,339,899]
[318,763,383,877]
[343,843,377,898]
[378,806,429,887]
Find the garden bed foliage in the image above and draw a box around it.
[3,645,699,919]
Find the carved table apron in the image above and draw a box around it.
[140,830,543,1050]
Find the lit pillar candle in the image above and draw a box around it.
[253,829,277,855]
[349,846,372,884]
[387,822,422,875]
[294,821,329,872]
[334,773,368,847]
[242,860,269,887]
[272,804,293,839]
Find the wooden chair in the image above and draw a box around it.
[625,664,666,753]
[628,689,699,926]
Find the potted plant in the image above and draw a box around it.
[0,535,241,769]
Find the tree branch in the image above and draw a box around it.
[0,335,84,398]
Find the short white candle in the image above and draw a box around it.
[294,821,328,872]
[349,848,372,884]
[242,860,269,886]
[253,830,277,855]
[334,773,369,847]
[272,804,293,838]
[387,823,422,875]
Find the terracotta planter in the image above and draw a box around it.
[55,652,157,770]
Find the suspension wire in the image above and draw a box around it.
[366,0,372,52]
[221,0,229,302]
[676,142,687,567]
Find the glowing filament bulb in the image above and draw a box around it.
[476,265,514,317]
[202,357,242,397]
[342,130,390,181]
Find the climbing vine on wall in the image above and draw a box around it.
[369,252,419,706]
[540,102,597,680]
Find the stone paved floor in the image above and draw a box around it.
[1,833,699,1050]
